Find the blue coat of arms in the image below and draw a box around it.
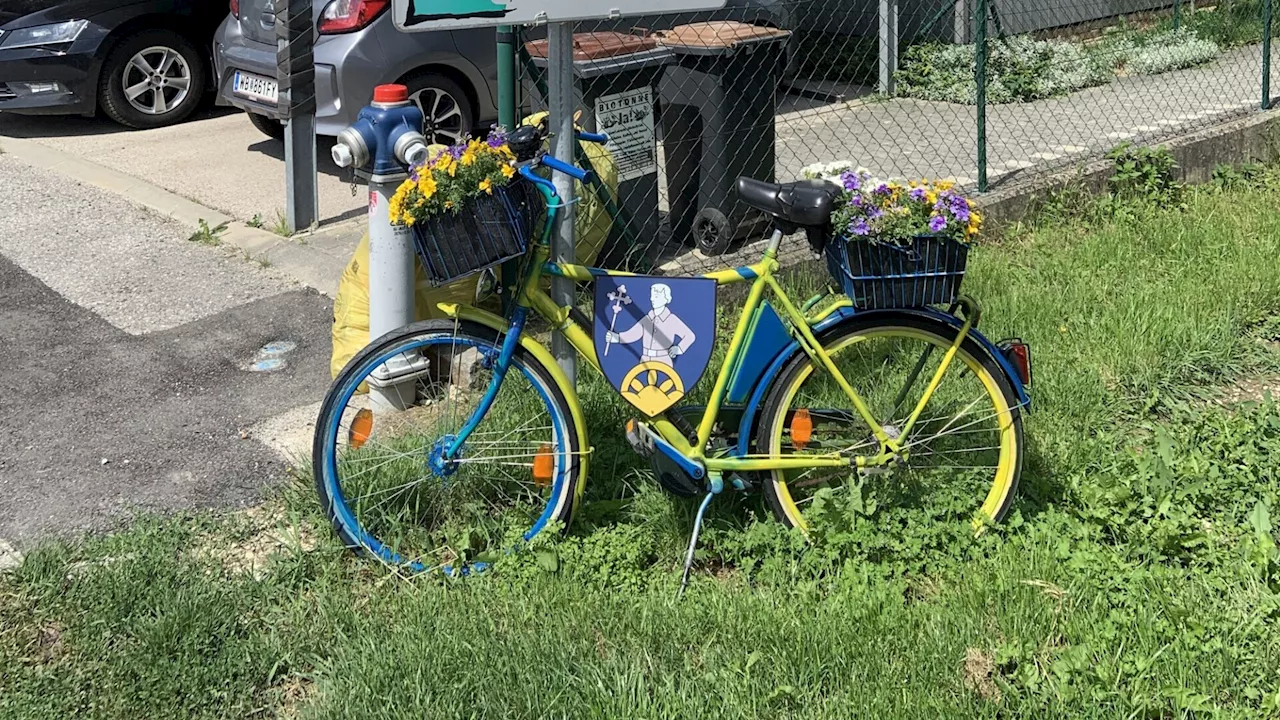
[594,276,716,417]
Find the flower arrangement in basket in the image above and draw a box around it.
[387,128,537,287]
[826,168,983,309]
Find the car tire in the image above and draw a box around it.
[246,111,286,141]
[402,73,474,146]
[99,29,206,129]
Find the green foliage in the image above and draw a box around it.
[897,36,1111,105]
[269,210,292,237]
[186,218,227,246]
[246,212,265,229]
[1179,0,1266,49]
[1127,27,1221,75]
[897,15,1233,105]
[1105,143,1184,207]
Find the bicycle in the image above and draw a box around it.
[313,121,1033,582]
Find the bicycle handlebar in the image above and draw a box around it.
[540,154,590,182]
[576,130,609,144]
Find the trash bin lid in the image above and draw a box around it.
[525,31,658,60]
[655,21,790,55]
[524,31,673,78]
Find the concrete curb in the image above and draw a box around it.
[978,107,1280,230]
[0,135,353,297]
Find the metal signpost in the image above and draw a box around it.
[389,0,725,383]
[275,0,319,232]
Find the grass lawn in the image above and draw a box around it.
[4,170,1280,718]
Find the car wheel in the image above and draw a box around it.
[403,73,474,146]
[246,111,285,141]
[99,30,206,129]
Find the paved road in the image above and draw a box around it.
[0,107,365,228]
[0,153,333,549]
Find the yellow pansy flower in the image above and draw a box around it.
[479,178,493,194]
[461,148,477,166]
[501,164,516,179]
[417,174,436,199]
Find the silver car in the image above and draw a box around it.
[213,0,498,143]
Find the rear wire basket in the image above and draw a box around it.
[825,234,969,310]
[411,181,541,287]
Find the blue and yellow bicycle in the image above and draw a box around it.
[313,122,1032,577]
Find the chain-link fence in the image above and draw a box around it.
[515,0,1276,274]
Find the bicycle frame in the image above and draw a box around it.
[439,161,975,478]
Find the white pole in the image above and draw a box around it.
[367,172,418,411]
[548,22,578,385]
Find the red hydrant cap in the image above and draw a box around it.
[372,84,409,104]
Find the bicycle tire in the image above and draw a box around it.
[314,319,582,572]
[755,312,1024,534]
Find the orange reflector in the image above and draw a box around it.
[791,408,813,450]
[533,443,555,487]
[349,408,373,450]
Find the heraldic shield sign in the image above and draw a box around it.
[594,276,717,416]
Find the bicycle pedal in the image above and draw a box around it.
[625,419,655,458]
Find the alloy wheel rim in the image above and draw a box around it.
[122,46,192,116]
[410,87,466,145]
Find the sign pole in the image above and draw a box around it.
[277,0,318,232]
[548,22,578,385]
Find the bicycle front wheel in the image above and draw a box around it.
[313,319,583,573]
[755,312,1024,534]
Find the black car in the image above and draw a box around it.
[0,0,227,128]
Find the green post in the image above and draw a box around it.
[497,25,518,309]
[1173,0,1181,29]
[497,25,517,127]
[1265,0,1274,110]
[975,0,988,192]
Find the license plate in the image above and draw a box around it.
[232,70,278,105]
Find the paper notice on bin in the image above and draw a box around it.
[595,87,657,182]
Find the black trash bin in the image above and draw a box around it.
[525,32,673,266]
[656,22,791,255]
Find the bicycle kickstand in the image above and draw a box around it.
[678,491,716,598]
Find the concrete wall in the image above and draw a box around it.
[979,108,1280,230]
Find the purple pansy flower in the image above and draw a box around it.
[849,218,871,236]
[486,127,508,148]
[840,170,861,192]
[873,183,892,196]
[908,187,927,201]
[929,215,947,233]
[448,144,466,159]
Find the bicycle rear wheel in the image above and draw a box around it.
[313,319,582,573]
[755,312,1024,533]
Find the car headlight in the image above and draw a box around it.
[0,20,89,50]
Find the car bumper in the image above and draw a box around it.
[0,44,99,116]
[213,18,353,136]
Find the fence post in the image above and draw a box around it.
[975,0,988,192]
[879,0,899,95]
[1265,0,1274,110]
[1173,0,1181,29]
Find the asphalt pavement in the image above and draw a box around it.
[0,152,334,548]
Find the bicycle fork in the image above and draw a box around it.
[441,307,530,461]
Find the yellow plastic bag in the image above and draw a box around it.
[329,117,619,379]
